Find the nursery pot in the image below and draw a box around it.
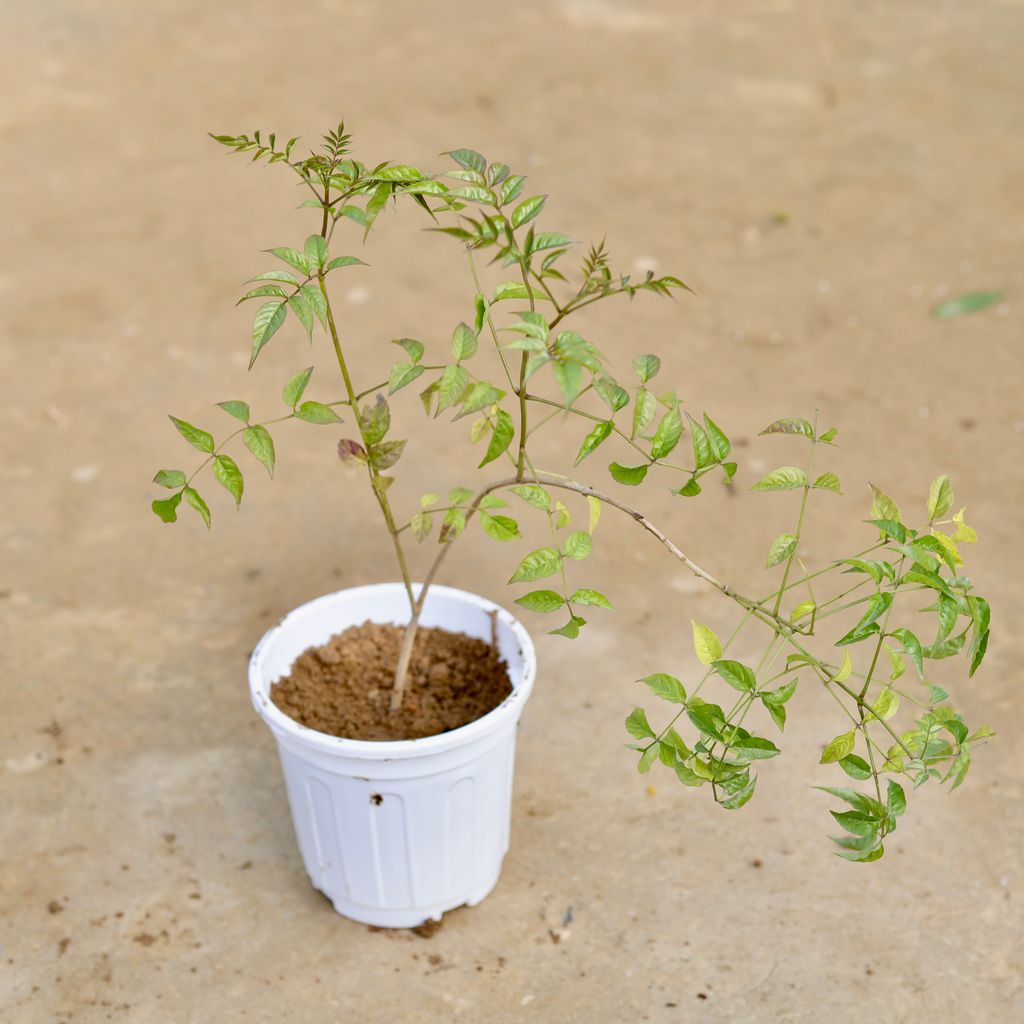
[248,583,537,928]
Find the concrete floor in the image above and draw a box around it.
[2,1,1022,1020]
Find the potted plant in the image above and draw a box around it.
[150,121,993,926]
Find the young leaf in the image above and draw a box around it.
[608,462,649,486]
[835,651,853,682]
[820,730,856,764]
[569,588,612,609]
[213,455,244,508]
[392,337,424,363]
[450,322,478,362]
[243,425,276,477]
[932,290,1003,319]
[550,614,587,639]
[511,195,546,228]
[282,367,314,408]
[813,472,842,494]
[651,407,683,460]
[169,416,215,454]
[752,467,807,491]
[691,622,722,666]
[575,421,613,465]
[872,687,899,721]
[295,401,342,425]
[766,533,797,568]
[338,438,369,468]
[869,483,902,524]
[640,673,687,704]
[712,659,756,692]
[183,486,211,529]
[389,362,425,394]
[217,400,250,423]
[632,354,661,384]
[479,409,514,467]
[509,547,562,584]
[250,300,287,367]
[480,512,521,542]
[587,495,602,533]
[151,492,183,523]
[760,417,813,439]
[153,469,186,489]
[928,475,954,521]
[514,590,565,613]
[625,707,656,741]
[564,531,592,560]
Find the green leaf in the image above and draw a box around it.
[820,730,856,764]
[675,479,701,497]
[479,409,514,467]
[872,687,899,721]
[552,361,585,405]
[928,475,954,521]
[574,420,613,465]
[638,742,661,774]
[360,396,390,444]
[250,300,287,368]
[839,754,872,780]
[550,614,586,639]
[500,174,526,204]
[932,290,1003,319]
[651,406,683,460]
[759,417,814,439]
[435,365,470,416]
[325,255,367,272]
[731,736,781,760]
[835,651,853,681]
[640,673,687,704]
[388,362,425,395]
[869,483,902,524]
[450,322,478,362]
[299,283,328,330]
[766,533,797,568]
[213,455,244,508]
[153,469,186,489]
[302,234,328,269]
[609,462,649,486]
[183,486,211,529]
[632,354,661,384]
[282,367,314,408]
[243,425,275,477]
[594,376,629,413]
[369,440,405,470]
[514,589,565,613]
[455,382,505,420]
[564,531,592,560]
[288,293,314,340]
[248,270,300,287]
[587,495,602,533]
[151,493,182,523]
[217,400,250,422]
[691,621,722,666]
[492,281,546,302]
[295,401,342,425]
[703,414,731,460]
[625,707,656,741]
[266,247,309,274]
[480,512,521,542]
[169,416,214,454]
[752,467,807,491]
[886,780,907,817]
[392,337,424,363]
[509,546,562,584]
[510,484,550,511]
[712,659,756,692]
[813,472,842,494]
[411,511,432,542]
[718,774,757,809]
[511,195,546,228]
[569,588,612,610]
[531,232,575,253]
[632,389,657,438]
[687,416,714,469]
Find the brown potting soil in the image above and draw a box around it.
[269,622,513,741]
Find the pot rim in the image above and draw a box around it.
[248,582,537,760]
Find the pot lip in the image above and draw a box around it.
[248,582,537,760]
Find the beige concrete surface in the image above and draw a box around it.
[2,1,1022,1020]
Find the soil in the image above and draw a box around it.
[270,623,513,740]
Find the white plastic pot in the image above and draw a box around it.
[248,583,537,928]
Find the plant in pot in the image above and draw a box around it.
[150,122,993,926]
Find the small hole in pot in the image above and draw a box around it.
[370,793,383,806]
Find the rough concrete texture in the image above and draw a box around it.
[2,1,1022,1020]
